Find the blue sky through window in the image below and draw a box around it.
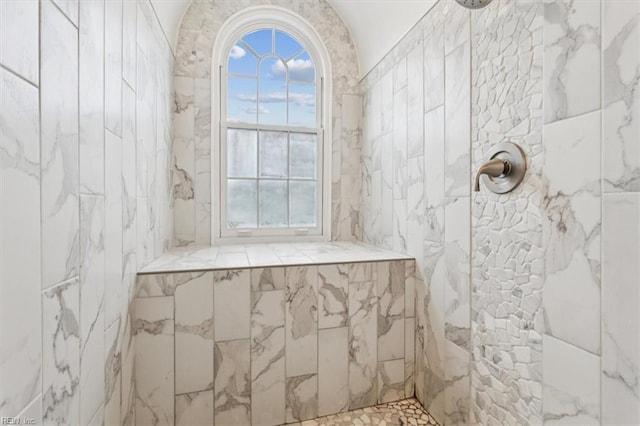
[227,29,316,128]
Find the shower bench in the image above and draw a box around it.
[134,241,416,426]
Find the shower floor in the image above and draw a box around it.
[289,398,439,426]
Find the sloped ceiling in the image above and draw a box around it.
[150,0,437,76]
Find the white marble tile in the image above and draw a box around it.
[404,260,415,318]
[424,28,444,112]
[318,264,349,329]
[120,310,135,426]
[79,195,105,424]
[424,106,445,244]
[318,327,349,417]
[444,197,470,350]
[285,266,318,377]
[392,199,407,253]
[122,0,137,89]
[285,374,318,423]
[78,0,104,195]
[544,0,601,124]
[444,5,470,55]
[122,83,137,254]
[543,335,599,424]
[0,0,39,84]
[135,296,174,426]
[176,272,214,394]
[176,391,214,426]
[443,340,470,425]
[105,0,122,136]
[407,156,424,262]
[251,290,285,426]
[543,111,601,354]
[407,42,424,160]
[393,87,408,200]
[603,0,640,192]
[0,68,41,417]
[214,339,251,425]
[104,320,121,426]
[251,267,285,292]
[42,278,80,426]
[104,130,123,329]
[405,317,415,398]
[40,0,79,289]
[214,270,250,341]
[377,262,405,362]
[51,0,78,25]
[378,359,405,404]
[349,280,378,410]
[381,70,394,133]
[602,193,640,425]
[444,42,471,197]
[17,396,42,426]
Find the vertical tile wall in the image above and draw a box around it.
[134,260,414,425]
[362,0,639,424]
[0,0,174,423]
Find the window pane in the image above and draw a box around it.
[259,131,287,178]
[287,52,315,83]
[227,179,257,228]
[227,77,257,124]
[228,43,257,76]
[259,180,288,227]
[288,83,315,128]
[275,30,303,60]
[242,29,272,57]
[290,181,316,227]
[289,133,316,179]
[259,56,287,126]
[227,129,257,178]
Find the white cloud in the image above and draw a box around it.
[236,92,315,107]
[244,105,269,114]
[229,45,246,60]
[270,58,314,82]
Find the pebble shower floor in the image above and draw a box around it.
[288,398,439,426]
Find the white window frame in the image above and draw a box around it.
[211,6,332,245]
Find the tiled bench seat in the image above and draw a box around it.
[134,242,416,426]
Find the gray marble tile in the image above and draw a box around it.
[0,67,41,417]
[251,290,285,426]
[285,266,318,377]
[602,193,640,425]
[544,0,601,124]
[134,296,174,426]
[42,278,80,426]
[0,0,39,84]
[349,280,377,410]
[175,272,214,394]
[176,391,214,426]
[378,359,405,404]
[603,1,640,192]
[318,327,349,417]
[214,270,250,341]
[41,0,79,290]
[214,339,251,425]
[543,335,600,424]
[285,374,318,423]
[318,264,349,329]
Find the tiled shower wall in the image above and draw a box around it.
[171,0,362,245]
[0,0,174,424]
[361,0,640,424]
[133,260,415,425]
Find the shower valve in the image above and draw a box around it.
[474,142,526,194]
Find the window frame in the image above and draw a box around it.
[211,6,333,244]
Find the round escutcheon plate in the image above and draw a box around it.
[455,0,493,10]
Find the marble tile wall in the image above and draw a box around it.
[134,259,415,425]
[362,0,639,424]
[361,2,472,424]
[171,0,362,245]
[0,0,174,423]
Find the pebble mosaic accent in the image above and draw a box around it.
[290,398,439,426]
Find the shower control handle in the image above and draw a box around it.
[474,158,511,192]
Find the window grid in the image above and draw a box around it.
[220,27,322,236]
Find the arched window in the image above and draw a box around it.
[212,7,332,243]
